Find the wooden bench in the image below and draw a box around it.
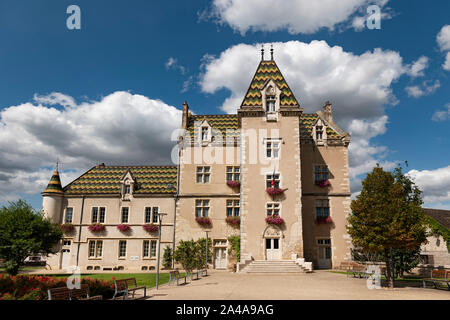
[113,278,147,300]
[169,270,187,286]
[340,262,370,278]
[48,284,103,300]
[423,269,450,290]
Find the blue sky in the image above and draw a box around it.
[0,0,449,209]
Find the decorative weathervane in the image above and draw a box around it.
[261,44,265,61]
[270,44,274,60]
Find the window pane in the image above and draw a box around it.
[234,208,240,216]
[266,239,271,249]
[96,241,103,257]
[92,207,98,223]
[203,208,209,217]
[235,173,240,181]
[197,167,203,172]
[273,239,279,249]
[66,208,73,223]
[203,200,209,206]
[195,208,201,218]
[89,242,95,257]
[143,240,149,257]
[99,207,105,223]
[197,174,202,183]
[204,174,210,183]
[227,208,233,217]
[204,167,210,173]
[227,173,233,181]
[150,241,157,257]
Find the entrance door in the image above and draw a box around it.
[61,249,71,269]
[214,248,227,269]
[265,238,281,260]
[317,239,332,269]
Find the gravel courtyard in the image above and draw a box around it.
[148,270,450,300]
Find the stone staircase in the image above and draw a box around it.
[241,260,308,273]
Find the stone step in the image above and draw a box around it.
[242,260,307,273]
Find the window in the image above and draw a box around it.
[317,239,331,246]
[91,207,106,223]
[196,166,210,183]
[266,140,280,158]
[266,98,275,112]
[150,240,157,258]
[63,240,71,246]
[119,240,127,258]
[88,240,103,258]
[226,200,240,217]
[316,200,330,218]
[266,174,280,188]
[195,200,210,218]
[266,203,280,216]
[143,240,150,258]
[144,207,159,224]
[314,165,329,183]
[201,127,209,141]
[316,125,323,140]
[121,207,129,223]
[65,208,73,223]
[226,166,240,181]
[124,185,131,194]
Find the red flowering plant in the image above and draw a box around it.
[265,187,286,196]
[265,215,284,225]
[225,216,240,226]
[60,223,74,233]
[196,217,212,226]
[315,180,331,188]
[143,224,159,233]
[116,224,130,232]
[226,180,240,188]
[316,216,333,224]
[88,223,105,232]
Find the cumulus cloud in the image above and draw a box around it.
[33,92,77,108]
[432,103,450,122]
[0,91,181,201]
[437,25,450,51]
[406,56,429,78]
[405,80,440,98]
[408,166,450,205]
[207,0,390,35]
[443,52,450,71]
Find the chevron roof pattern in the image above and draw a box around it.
[63,165,177,195]
[186,114,239,139]
[300,113,340,139]
[241,60,299,108]
[43,170,63,194]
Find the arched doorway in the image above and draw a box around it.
[263,225,282,260]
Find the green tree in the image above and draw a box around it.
[227,235,240,262]
[194,238,212,270]
[0,200,63,275]
[173,240,198,273]
[347,164,427,287]
[162,245,173,269]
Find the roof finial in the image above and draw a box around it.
[270,44,274,60]
[56,157,59,172]
[261,44,265,61]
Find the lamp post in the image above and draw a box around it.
[205,230,210,276]
[156,212,167,290]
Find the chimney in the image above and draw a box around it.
[181,101,189,129]
[323,101,333,123]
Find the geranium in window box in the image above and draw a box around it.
[265,215,284,225]
[196,217,212,225]
[316,216,333,224]
[265,187,286,196]
[88,223,105,232]
[315,180,331,188]
[60,223,74,233]
[143,224,159,233]
[226,180,240,188]
[116,224,130,232]
[225,216,240,225]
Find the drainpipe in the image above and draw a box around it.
[172,143,181,268]
[76,195,85,267]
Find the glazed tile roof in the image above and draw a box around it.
[42,170,64,195]
[241,60,299,108]
[186,114,239,139]
[63,165,177,195]
[299,113,341,139]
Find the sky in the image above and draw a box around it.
[0,0,449,210]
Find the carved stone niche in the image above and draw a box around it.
[263,225,283,239]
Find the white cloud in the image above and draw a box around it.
[406,56,429,78]
[208,0,390,35]
[165,57,186,74]
[0,91,181,200]
[437,25,450,51]
[443,52,450,71]
[432,103,450,122]
[181,76,194,93]
[405,80,440,98]
[408,166,450,205]
[33,92,77,108]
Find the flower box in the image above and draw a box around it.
[88,223,105,232]
[316,216,333,224]
[143,224,159,233]
[60,223,74,233]
[315,180,331,188]
[226,180,240,188]
[265,187,285,196]
[225,216,240,225]
[116,224,130,232]
[196,217,212,225]
[265,215,284,225]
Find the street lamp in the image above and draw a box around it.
[155,212,167,290]
[205,230,210,276]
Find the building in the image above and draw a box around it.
[42,50,353,272]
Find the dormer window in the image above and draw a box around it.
[266,97,276,112]
[124,185,131,194]
[316,125,323,140]
[201,127,209,141]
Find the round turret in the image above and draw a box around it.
[41,170,64,224]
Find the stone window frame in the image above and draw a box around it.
[315,199,330,218]
[144,206,160,224]
[118,240,127,259]
[265,139,281,159]
[266,202,281,216]
[64,207,73,223]
[91,206,106,224]
[121,207,129,224]
[195,199,210,218]
[88,240,103,259]
[314,165,329,183]
[226,199,240,217]
[265,173,281,188]
[143,239,157,259]
[196,166,211,184]
[226,166,240,182]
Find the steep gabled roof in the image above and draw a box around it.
[241,60,299,108]
[186,114,239,139]
[63,165,177,195]
[299,113,341,139]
